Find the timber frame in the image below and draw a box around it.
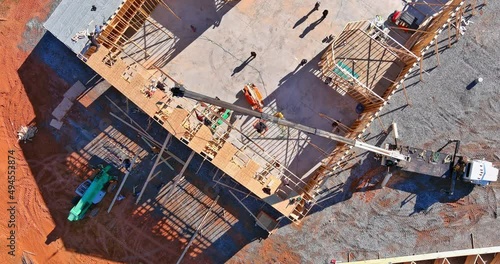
[349,246,500,264]
[76,0,485,224]
[79,0,310,224]
[297,0,475,220]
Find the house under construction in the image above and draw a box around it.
[43,0,476,231]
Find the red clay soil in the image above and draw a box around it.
[0,1,81,263]
[0,1,185,263]
[228,234,302,264]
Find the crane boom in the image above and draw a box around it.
[170,87,410,162]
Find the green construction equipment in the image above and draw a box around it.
[68,165,116,221]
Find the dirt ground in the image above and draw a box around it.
[0,1,187,263]
[0,0,78,263]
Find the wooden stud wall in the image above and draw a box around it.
[98,0,162,52]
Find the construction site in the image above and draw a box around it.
[0,0,499,263]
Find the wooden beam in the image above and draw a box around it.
[435,40,440,65]
[108,152,139,213]
[433,258,450,264]
[465,255,479,264]
[419,60,423,82]
[158,0,181,20]
[368,23,418,59]
[175,196,219,264]
[406,2,461,7]
[491,253,500,264]
[318,113,352,132]
[332,62,385,103]
[105,95,148,135]
[145,16,174,38]
[135,133,172,204]
[400,81,412,107]
[448,22,452,48]
[140,136,174,170]
[348,247,500,264]
[387,26,433,34]
[376,115,387,134]
[383,45,418,65]
[162,151,195,201]
[134,4,175,40]
[109,112,185,166]
[356,28,400,59]
[97,35,157,78]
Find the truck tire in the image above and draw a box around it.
[90,208,99,218]
[107,181,118,193]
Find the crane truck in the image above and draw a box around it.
[170,86,498,190]
[68,165,117,221]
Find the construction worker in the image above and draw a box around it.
[195,111,212,126]
[123,158,131,171]
[253,119,268,135]
[151,146,160,155]
[282,177,290,187]
[274,112,284,119]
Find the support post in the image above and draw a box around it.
[381,170,393,187]
[140,136,174,170]
[227,190,271,232]
[401,82,412,106]
[435,40,440,65]
[136,133,172,204]
[377,115,387,134]
[105,96,148,135]
[108,153,139,213]
[419,60,424,82]
[163,151,195,202]
[448,22,452,48]
[175,196,219,264]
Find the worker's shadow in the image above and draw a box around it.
[299,17,325,38]
[278,64,302,86]
[231,55,256,76]
[293,7,317,29]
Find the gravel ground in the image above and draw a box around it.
[232,2,500,263]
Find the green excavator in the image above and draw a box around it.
[68,165,117,221]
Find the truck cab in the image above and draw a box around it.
[462,160,499,186]
[75,179,106,204]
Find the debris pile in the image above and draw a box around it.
[17,126,38,143]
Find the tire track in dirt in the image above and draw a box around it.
[441,195,491,228]
[93,222,160,263]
